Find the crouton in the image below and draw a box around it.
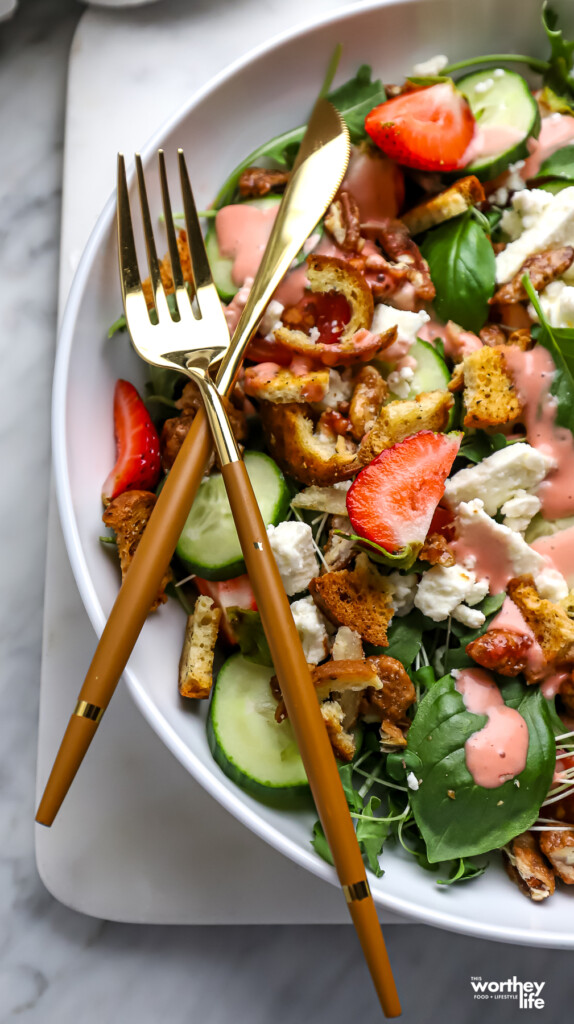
[462,346,523,430]
[244,364,330,404]
[332,626,364,662]
[507,575,574,664]
[291,482,351,517]
[142,229,193,308]
[320,700,356,762]
[503,832,556,900]
[102,490,170,610]
[447,363,465,393]
[259,402,358,486]
[178,595,222,699]
[312,659,381,701]
[357,390,453,465]
[308,553,394,646]
[401,176,485,236]
[539,829,574,884]
[275,254,373,352]
[349,364,387,440]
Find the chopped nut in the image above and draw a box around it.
[238,166,290,197]
[504,832,556,900]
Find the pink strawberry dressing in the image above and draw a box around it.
[521,114,574,180]
[454,668,529,788]
[503,346,574,519]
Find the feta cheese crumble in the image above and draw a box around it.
[501,490,542,534]
[315,368,353,411]
[407,772,420,791]
[386,572,418,616]
[443,442,554,517]
[531,279,574,330]
[386,365,415,399]
[266,521,319,596]
[289,596,330,664]
[411,54,448,77]
[414,563,488,624]
[496,186,574,283]
[371,304,430,347]
[260,299,284,339]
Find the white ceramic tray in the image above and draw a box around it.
[35,0,406,924]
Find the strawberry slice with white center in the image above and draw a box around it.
[346,431,462,556]
[101,379,161,504]
[365,82,475,172]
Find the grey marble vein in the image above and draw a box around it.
[1,1,574,1021]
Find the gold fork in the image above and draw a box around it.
[122,151,400,1018]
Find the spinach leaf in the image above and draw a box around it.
[406,673,555,861]
[379,609,426,668]
[459,431,510,465]
[311,820,333,865]
[524,275,574,435]
[213,65,385,208]
[420,212,496,333]
[535,143,574,181]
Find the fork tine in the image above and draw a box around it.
[135,153,171,321]
[157,150,186,294]
[116,154,142,300]
[177,149,213,292]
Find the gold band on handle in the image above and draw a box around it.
[342,880,371,903]
[74,700,104,723]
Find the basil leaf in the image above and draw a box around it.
[406,673,555,861]
[420,212,496,333]
[524,275,574,435]
[213,65,385,208]
[541,2,574,101]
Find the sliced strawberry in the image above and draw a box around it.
[246,335,293,366]
[365,83,475,172]
[346,431,462,554]
[101,379,161,504]
[195,574,257,645]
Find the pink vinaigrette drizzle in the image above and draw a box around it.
[454,669,529,788]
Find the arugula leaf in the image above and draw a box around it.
[524,275,574,436]
[226,609,272,667]
[355,796,388,877]
[213,64,385,208]
[342,532,419,570]
[437,856,488,886]
[541,2,574,101]
[406,674,556,862]
[420,211,496,333]
[311,820,334,865]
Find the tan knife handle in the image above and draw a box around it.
[220,459,401,1019]
[35,408,212,826]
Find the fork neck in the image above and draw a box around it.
[184,367,241,468]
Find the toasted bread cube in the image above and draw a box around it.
[178,595,222,699]
[358,389,453,465]
[462,347,523,430]
[309,554,394,647]
[507,575,574,664]
[402,176,485,236]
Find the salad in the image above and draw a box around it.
[104,3,574,898]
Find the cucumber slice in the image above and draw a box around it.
[453,69,540,182]
[176,450,291,580]
[207,654,310,805]
[380,338,450,400]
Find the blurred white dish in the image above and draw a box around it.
[53,0,574,945]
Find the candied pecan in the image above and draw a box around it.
[238,166,290,198]
[359,655,416,722]
[492,246,574,304]
[102,490,170,610]
[480,324,507,347]
[160,413,196,471]
[419,533,455,567]
[466,629,534,676]
[317,409,351,436]
[507,328,532,351]
[365,218,436,303]
[348,365,387,440]
[504,832,556,901]
[324,192,364,252]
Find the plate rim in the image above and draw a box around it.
[52,0,574,947]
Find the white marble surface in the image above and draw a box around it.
[2,0,574,1020]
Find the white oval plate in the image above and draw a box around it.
[54,0,574,945]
